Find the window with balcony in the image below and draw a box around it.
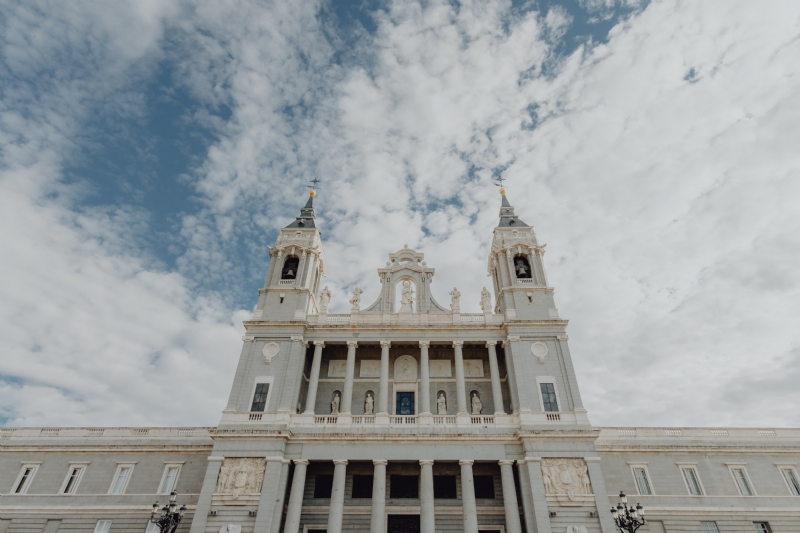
[539,383,559,412]
[251,383,270,412]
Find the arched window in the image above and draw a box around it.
[513,255,532,279]
[281,256,299,279]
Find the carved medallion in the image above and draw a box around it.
[262,343,280,364]
[531,342,548,364]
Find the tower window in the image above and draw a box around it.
[513,255,532,279]
[474,475,495,498]
[390,475,419,498]
[433,475,457,498]
[539,383,559,412]
[250,383,270,412]
[281,257,299,279]
[314,475,334,498]
[351,475,373,498]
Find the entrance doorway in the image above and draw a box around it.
[396,392,415,415]
[388,515,420,533]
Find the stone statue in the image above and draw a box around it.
[471,392,482,414]
[515,259,528,277]
[449,287,461,310]
[480,287,491,309]
[437,392,447,414]
[400,280,413,309]
[331,392,340,414]
[364,393,374,415]
[349,287,363,310]
[318,286,331,311]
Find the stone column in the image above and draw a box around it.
[516,460,536,533]
[279,336,308,414]
[254,457,288,533]
[524,457,552,533]
[328,460,348,533]
[370,460,388,533]
[499,460,522,533]
[341,341,357,414]
[585,457,617,533]
[502,338,521,414]
[419,341,431,415]
[189,456,224,533]
[459,460,479,533]
[419,460,435,533]
[269,460,293,533]
[304,341,325,414]
[378,340,391,415]
[486,341,505,415]
[453,341,468,414]
[284,459,309,533]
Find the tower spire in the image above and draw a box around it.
[285,189,317,228]
[497,189,528,227]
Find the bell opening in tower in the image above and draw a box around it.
[281,256,299,279]
[513,255,531,279]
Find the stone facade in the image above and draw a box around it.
[1,194,798,533]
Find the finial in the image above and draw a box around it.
[306,177,322,197]
[493,175,507,195]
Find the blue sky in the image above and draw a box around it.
[1,0,799,428]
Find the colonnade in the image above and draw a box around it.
[283,459,522,533]
[303,340,507,416]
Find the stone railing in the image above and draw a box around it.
[516,279,534,284]
[600,427,799,440]
[471,415,495,425]
[326,314,350,322]
[546,413,561,421]
[389,415,417,425]
[278,279,295,285]
[0,427,213,439]
[460,314,485,323]
[433,415,457,425]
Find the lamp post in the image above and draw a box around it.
[150,491,186,533]
[610,491,645,533]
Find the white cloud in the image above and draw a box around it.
[2,0,799,429]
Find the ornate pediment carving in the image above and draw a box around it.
[215,458,266,499]
[541,458,593,500]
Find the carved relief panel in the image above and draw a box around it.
[540,458,593,506]
[215,458,266,499]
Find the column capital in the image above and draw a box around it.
[313,341,325,347]
[373,459,388,466]
[419,341,430,348]
[498,460,515,466]
[294,459,310,465]
[291,335,305,343]
[346,340,358,347]
[452,340,464,347]
[333,459,349,465]
[485,340,498,347]
[458,459,474,466]
[380,340,391,348]
[419,460,435,466]
[281,459,293,465]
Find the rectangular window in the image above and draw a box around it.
[753,523,772,533]
[780,467,800,496]
[473,475,496,499]
[313,474,333,498]
[701,522,719,533]
[158,465,181,494]
[109,465,133,495]
[731,467,754,496]
[681,467,703,496]
[540,383,558,412]
[60,465,86,495]
[633,467,652,495]
[433,475,457,499]
[390,475,419,498]
[13,465,38,494]
[145,522,160,533]
[93,521,112,533]
[351,475,373,498]
[251,383,270,412]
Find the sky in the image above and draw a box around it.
[1,0,799,428]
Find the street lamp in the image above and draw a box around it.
[150,491,186,533]
[610,491,645,533]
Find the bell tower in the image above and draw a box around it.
[487,189,557,321]
[253,190,326,321]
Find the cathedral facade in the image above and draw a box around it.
[1,193,798,533]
